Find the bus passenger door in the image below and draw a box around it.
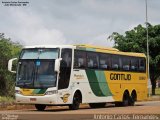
[57,48,72,104]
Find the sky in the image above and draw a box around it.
[0,0,160,47]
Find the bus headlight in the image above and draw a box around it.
[45,90,58,95]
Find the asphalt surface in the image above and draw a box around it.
[0,101,160,120]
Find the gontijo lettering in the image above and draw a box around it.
[110,73,131,80]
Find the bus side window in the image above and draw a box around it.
[131,58,139,71]
[139,58,146,72]
[111,55,120,70]
[121,56,130,71]
[99,53,110,70]
[74,50,86,69]
[87,52,99,69]
[58,48,72,90]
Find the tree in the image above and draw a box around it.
[0,33,22,96]
[108,23,160,95]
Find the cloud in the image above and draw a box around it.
[93,34,114,47]
[1,7,67,46]
[0,0,160,47]
[17,27,66,45]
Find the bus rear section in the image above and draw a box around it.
[72,45,148,108]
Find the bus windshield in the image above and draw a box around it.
[16,48,59,88]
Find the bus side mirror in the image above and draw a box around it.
[55,58,62,73]
[8,58,18,73]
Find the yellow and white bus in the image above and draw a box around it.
[8,44,148,110]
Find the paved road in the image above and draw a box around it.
[0,101,160,120]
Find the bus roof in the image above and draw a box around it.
[23,44,146,58]
[74,44,146,58]
[23,45,76,49]
[75,44,119,51]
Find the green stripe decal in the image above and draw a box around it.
[86,69,105,96]
[38,89,47,94]
[95,71,112,96]
[33,89,40,94]
[77,47,96,52]
[33,89,47,94]
[86,70,112,97]
[86,48,96,51]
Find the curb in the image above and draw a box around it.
[147,95,160,101]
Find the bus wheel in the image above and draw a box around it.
[129,91,137,106]
[122,92,129,106]
[35,104,46,111]
[115,102,123,107]
[69,92,81,110]
[89,103,106,108]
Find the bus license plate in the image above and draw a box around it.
[30,98,36,102]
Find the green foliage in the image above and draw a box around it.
[155,88,160,95]
[108,23,160,95]
[0,96,14,103]
[0,33,22,97]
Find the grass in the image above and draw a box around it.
[0,96,15,103]
[155,88,160,95]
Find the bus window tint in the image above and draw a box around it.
[99,54,110,70]
[121,56,130,71]
[74,50,86,69]
[87,52,99,69]
[111,55,120,70]
[131,58,139,71]
[139,58,146,72]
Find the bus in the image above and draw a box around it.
[8,44,148,111]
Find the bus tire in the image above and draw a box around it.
[35,104,46,111]
[115,91,129,107]
[122,91,129,106]
[115,102,123,107]
[69,92,81,110]
[89,103,106,108]
[129,91,137,106]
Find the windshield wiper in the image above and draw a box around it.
[17,81,32,88]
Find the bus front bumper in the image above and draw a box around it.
[15,94,57,105]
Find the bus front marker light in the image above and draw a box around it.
[45,90,58,95]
